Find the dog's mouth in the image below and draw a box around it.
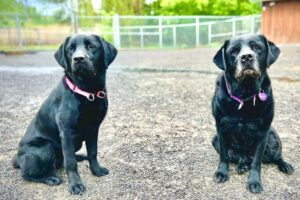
[236,68,261,81]
[71,63,97,79]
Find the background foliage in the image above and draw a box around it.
[2,0,261,19]
[153,0,261,15]
[0,1,261,50]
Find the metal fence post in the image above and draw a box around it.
[158,16,163,48]
[195,16,199,47]
[8,28,11,45]
[70,7,75,34]
[75,11,79,33]
[172,26,176,48]
[140,27,144,48]
[232,16,236,37]
[35,28,40,46]
[70,0,78,34]
[251,15,255,34]
[15,14,23,49]
[208,23,211,45]
[113,14,121,48]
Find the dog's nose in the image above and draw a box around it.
[73,56,86,63]
[241,54,254,63]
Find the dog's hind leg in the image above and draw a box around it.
[12,154,20,168]
[211,134,220,153]
[263,128,294,174]
[18,142,62,186]
[274,158,294,174]
[212,135,240,163]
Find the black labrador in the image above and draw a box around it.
[12,34,117,194]
[211,34,294,193]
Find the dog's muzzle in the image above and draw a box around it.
[70,50,97,78]
[236,53,260,80]
[236,68,261,81]
[71,58,97,78]
[72,63,96,78]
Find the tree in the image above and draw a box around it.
[0,0,39,26]
[145,0,261,16]
[0,0,37,14]
[35,0,261,16]
[102,0,145,15]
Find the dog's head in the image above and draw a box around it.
[54,34,117,79]
[213,34,280,82]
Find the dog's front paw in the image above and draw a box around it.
[236,162,250,174]
[91,166,109,177]
[69,182,86,195]
[213,171,229,183]
[247,180,263,194]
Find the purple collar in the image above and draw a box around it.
[224,75,268,110]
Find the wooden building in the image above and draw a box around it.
[261,0,300,44]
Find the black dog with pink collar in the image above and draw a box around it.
[13,34,117,195]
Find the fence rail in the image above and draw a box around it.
[0,14,261,49]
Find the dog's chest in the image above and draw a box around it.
[76,101,107,129]
[222,116,263,150]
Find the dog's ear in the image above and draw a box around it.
[94,35,118,69]
[259,35,280,67]
[54,36,70,69]
[213,40,228,70]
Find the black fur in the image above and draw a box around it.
[211,34,293,194]
[12,34,117,195]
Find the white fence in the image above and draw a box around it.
[0,14,260,49]
[78,15,261,48]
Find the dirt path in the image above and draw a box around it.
[0,46,299,199]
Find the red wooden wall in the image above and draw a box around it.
[261,0,300,44]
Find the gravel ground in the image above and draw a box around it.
[0,46,299,200]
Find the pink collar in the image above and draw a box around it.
[65,76,106,101]
[224,75,267,110]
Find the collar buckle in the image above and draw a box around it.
[87,93,95,101]
[96,91,106,98]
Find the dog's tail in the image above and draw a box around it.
[12,154,20,168]
[76,154,88,162]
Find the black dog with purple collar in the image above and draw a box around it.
[211,34,294,193]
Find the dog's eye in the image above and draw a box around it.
[253,44,261,51]
[87,44,96,50]
[68,45,75,52]
[230,47,239,54]
[250,42,261,51]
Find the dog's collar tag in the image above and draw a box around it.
[258,91,268,101]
